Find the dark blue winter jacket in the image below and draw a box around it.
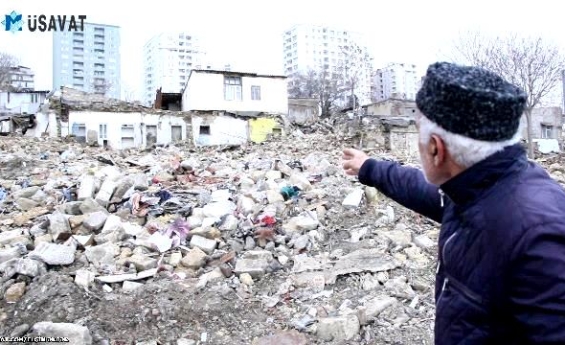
[358,144,565,344]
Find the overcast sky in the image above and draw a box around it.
[1,0,563,102]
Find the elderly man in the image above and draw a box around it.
[342,62,565,344]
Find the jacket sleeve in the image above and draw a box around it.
[510,223,565,344]
[358,158,443,223]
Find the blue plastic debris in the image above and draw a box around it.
[0,187,6,202]
[280,185,301,201]
[62,188,72,202]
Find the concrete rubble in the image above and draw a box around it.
[0,134,562,344]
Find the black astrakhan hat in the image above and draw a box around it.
[416,62,528,142]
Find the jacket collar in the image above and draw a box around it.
[440,144,528,206]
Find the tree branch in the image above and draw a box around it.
[447,30,565,157]
[0,52,19,91]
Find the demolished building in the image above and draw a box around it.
[25,86,287,149]
[362,97,420,117]
[28,87,192,149]
[0,90,49,135]
[182,69,288,146]
[335,114,419,157]
[191,110,285,146]
[287,98,319,127]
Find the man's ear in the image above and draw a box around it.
[430,134,446,166]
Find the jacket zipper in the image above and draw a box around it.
[445,272,484,306]
[437,231,484,307]
[436,231,458,305]
[438,277,449,305]
[435,189,446,275]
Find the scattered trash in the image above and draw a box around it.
[8,133,561,343]
[280,185,301,201]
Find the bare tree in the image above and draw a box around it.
[288,69,341,117]
[288,40,373,116]
[448,31,565,157]
[336,41,373,110]
[0,52,19,91]
[288,70,319,98]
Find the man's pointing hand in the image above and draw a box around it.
[342,148,369,176]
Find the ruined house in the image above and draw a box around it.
[363,97,420,117]
[523,106,563,140]
[0,90,49,134]
[182,69,288,146]
[288,98,319,126]
[28,87,192,149]
[154,87,182,111]
[521,106,564,153]
[335,115,419,157]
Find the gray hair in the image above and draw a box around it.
[418,115,521,168]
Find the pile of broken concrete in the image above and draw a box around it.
[5,136,560,344]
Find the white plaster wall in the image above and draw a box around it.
[33,113,50,136]
[183,72,288,114]
[192,115,248,146]
[24,112,54,137]
[3,112,52,135]
[56,111,189,149]
[0,92,47,114]
[0,122,10,132]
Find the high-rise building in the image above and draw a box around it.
[282,24,374,106]
[6,66,35,91]
[53,22,121,99]
[142,32,204,106]
[373,63,419,102]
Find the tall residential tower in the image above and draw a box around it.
[53,22,121,99]
[282,24,374,105]
[373,63,419,102]
[142,32,204,106]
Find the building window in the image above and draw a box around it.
[199,125,211,135]
[541,124,554,139]
[99,124,108,139]
[171,125,182,142]
[224,76,242,101]
[251,85,261,101]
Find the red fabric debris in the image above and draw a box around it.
[260,215,276,226]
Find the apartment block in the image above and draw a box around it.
[53,22,121,99]
[373,63,419,102]
[142,32,205,106]
[282,24,374,106]
[7,66,35,91]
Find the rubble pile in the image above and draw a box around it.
[5,136,558,344]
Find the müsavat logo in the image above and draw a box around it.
[2,11,87,33]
